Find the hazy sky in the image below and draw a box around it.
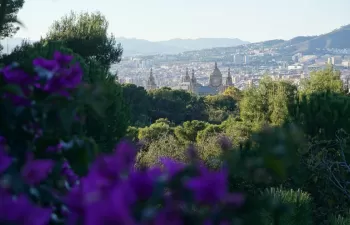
[15,0,350,42]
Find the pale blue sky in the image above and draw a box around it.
[15,0,350,42]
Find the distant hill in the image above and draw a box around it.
[3,24,349,57]
[158,38,249,51]
[261,25,350,54]
[114,37,185,56]
[197,24,350,55]
[115,37,249,56]
[292,25,350,53]
[0,37,248,56]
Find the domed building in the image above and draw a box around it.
[175,62,234,96]
[209,62,223,88]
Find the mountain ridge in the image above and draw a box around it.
[114,37,249,56]
[2,24,349,56]
[254,24,350,54]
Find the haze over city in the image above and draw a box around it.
[15,0,350,42]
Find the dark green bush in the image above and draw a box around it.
[329,214,350,225]
[261,188,313,225]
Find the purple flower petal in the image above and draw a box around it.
[1,66,38,85]
[0,141,11,174]
[21,154,54,185]
[0,194,51,225]
[185,169,228,204]
[54,51,73,66]
[159,157,185,177]
[46,143,62,153]
[128,171,154,200]
[33,58,59,71]
[225,192,245,207]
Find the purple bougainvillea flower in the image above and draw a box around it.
[90,141,137,181]
[46,143,62,153]
[0,66,38,105]
[64,63,83,88]
[147,167,162,180]
[152,205,183,225]
[2,93,31,106]
[225,192,245,207]
[61,160,78,186]
[1,66,38,85]
[0,150,11,174]
[65,174,137,225]
[33,52,83,97]
[26,206,52,225]
[159,157,185,177]
[99,182,137,225]
[0,194,52,225]
[185,169,228,204]
[33,58,59,71]
[90,154,121,182]
[21,153,54,185]
[40,63,83,97]
[114,141,137,172]
[128,170,155,200]
[0,139,11,174]
[0,136,5,144]
[53,51,73,67]
[65,171,111,214]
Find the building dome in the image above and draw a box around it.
[209,62,223,87]
[210,62,223,78]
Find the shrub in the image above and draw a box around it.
[329,214,350,225]
[137,134,186,167]
[196,135,225,169]
[261,188,313,225]
[138,120,174,142]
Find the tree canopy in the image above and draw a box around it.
[46,11,123,69]
[0,0,24,38]
[300,66,343,94]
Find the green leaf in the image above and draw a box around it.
[1,84,24,97]
[59,108,75,133]
[264,156,286,178]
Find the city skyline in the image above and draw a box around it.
[15,0,350,43]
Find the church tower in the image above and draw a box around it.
[146,68,157,90]
[191,69,197,84]
[182,68,191,83]
[189,69,198,93]
[225,68,233,86]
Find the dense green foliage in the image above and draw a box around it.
[46,11,123,69]
[261,188,313,225]
[0,0,24,38]
[127,67,350,225]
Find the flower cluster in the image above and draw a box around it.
[64,141,245,225]
[0,52,249,225]
[0,136,244,225]
[0,137,53,225]
[0,51,83,105]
